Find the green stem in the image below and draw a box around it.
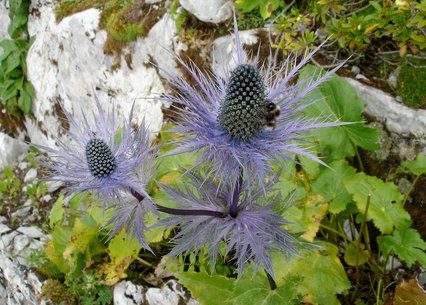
[355,147,365,173]
[265,270,277,290]
[354,194,371,295]
[402,174,420,206]
[320,224,349,242]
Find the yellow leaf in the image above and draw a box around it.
[410,33,426,43]
[394,279,426,305]
[400,44,407,57]
[364,23,379,34]
[158,171,181,185]
[99,256,133,286]
[301,195,329,241]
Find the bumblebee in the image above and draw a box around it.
[263,100,281,130]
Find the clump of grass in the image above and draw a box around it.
[397,58,426,109]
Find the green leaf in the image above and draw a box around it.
[49,195,65,228]
[7,14,27,38]
[298,146,320,178]
[403,154,426,176]
[5,51,21,74]
[175,270,234,305]
[259,0,282,19]
[299,65,379,160]
[52,225,72,255]
[343,242,369,266]
[229,266,301,305]
[236,0,262,13]
[68,192,88,210]
[284,194,328,241]
[312,160,356,214]
[378,227,426,268]
[71,216,98,253]
[275,243,351,305]
[108,229,141,263]
[344,173,411,234]
[3,166,14,179]
[0,40,18,60]
[18,86,32,114]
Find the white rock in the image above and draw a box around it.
[180,0,233,23]
[42,194,52,202]
[26,2,172,149]
[0,216,7,224]
[114,281,145,305]
[355,74,369,81]
[345,78,426,144]
[387,67,399,89]
[351,65,360,74]
[46,180,63,193]
[212,29,259,78]
[23,168,37,183]
[0,224,11,235]
[0,133,28,169]
[16,226,45,239]
[145,285,180,305]
[0,250,44,305]
[23,198,32,207]
[12,235,31,254]
[0,231,19,250]
[0,1,10,41]
[11,206,32,218]
[18,162,29,170]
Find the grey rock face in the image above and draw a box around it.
[345,78,426,155]
[0,133,28,169]
[113,280,201,305]
[180,0,233,23]
[0,250,44,305]
[25,1,176,149]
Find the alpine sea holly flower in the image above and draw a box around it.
[39,94,155,202]
[157,172,298,279]
[162,15,347,185]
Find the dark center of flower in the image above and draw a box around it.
[218,64,267,140]
[85,138,116,178]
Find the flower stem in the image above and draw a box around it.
[229,171,243,218]
[130,188,226,218]
[265,269,277,290]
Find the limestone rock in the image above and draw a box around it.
[26,1,177,149]
[0,250,44,305]
[0,224,11,235]
[180,0,233,23]
[0,1,10,41]
[113,281,145,305]
[16,226,45,239]
[211,29,259,78]
[0,133,28,169]
[345,78,426,136]
[113,280,201,305]
[23,168,37,183]
[345,78,426,155]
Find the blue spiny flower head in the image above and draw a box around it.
[39,93,155,202]
[218,63,267,140]
[157,172,298,279]
[162,14,348,185]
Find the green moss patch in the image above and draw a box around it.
[56,0,166,54]
[397,58,426,109]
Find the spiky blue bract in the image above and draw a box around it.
[104,196,157,251]
[162,16,347,185]
[39,94,155,203]
[157,172,298,279]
